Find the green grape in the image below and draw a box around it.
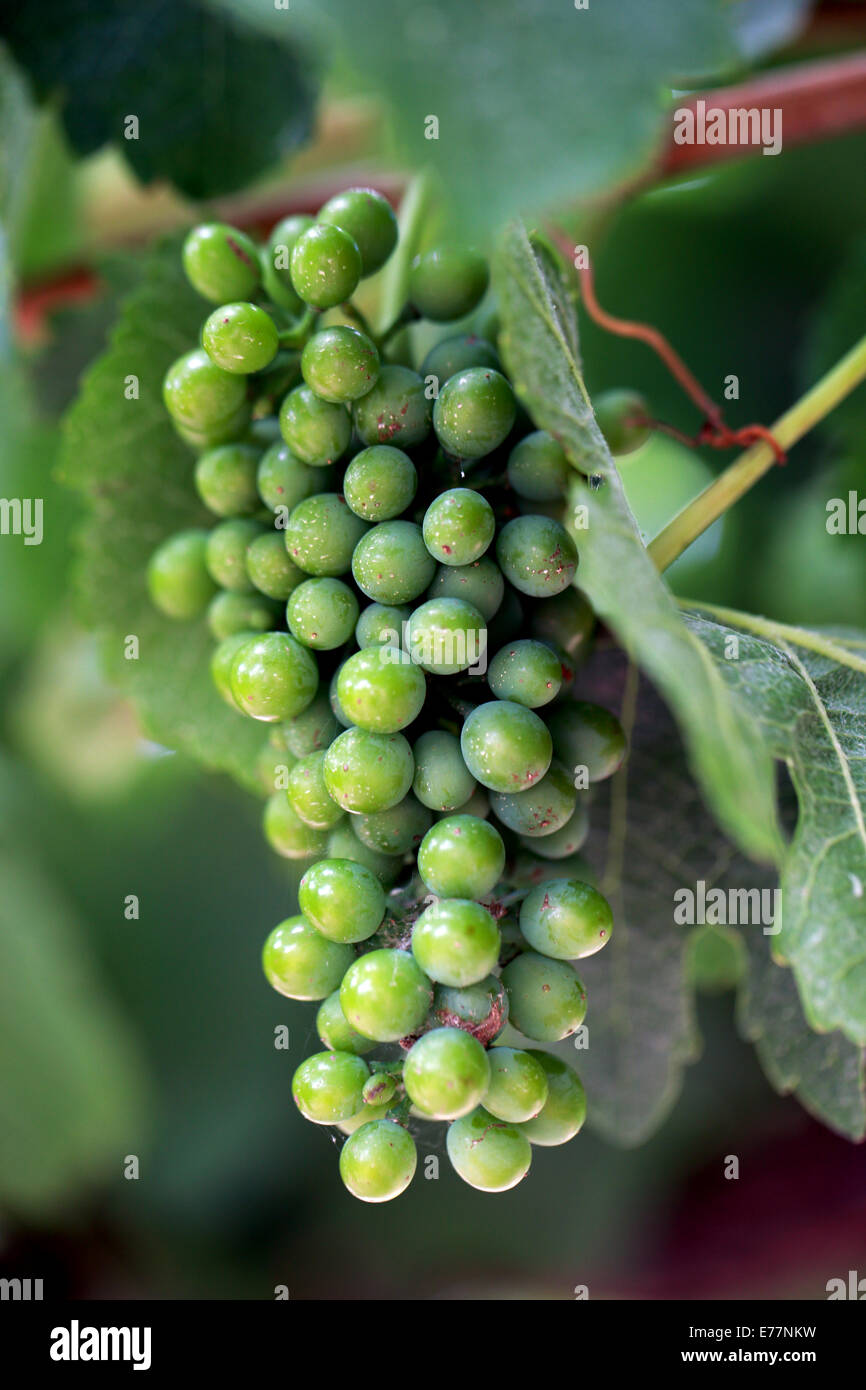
[352,520,436,604]
[593,388,650,456]
[230,631,318,722]
[353,795,432,855]
[299,857,386,943]
[482,1046,549,1123]
[286,577,359,650]
[261,213,314,312]
[460,700,552,793]
[496,515,578,598]
[411,898,500,987]
[163,349,249,448]
[339,1119,417,1203]
[519,878,613,959]
[456,785,490,820]
[420,333,500,386]
[290,223,362,309]
[509,850,594,891]
[262,793,329,860]
[530,587,595,662]
[182,223,261,303]
[352,366,432,449]
[210,629,258,707]
[490,760,576,838]
[518,1052,586,1146]
[245,530,305,601]
[409,247,489,322]
[247,416,283,448]
[412,731,476,812]
[446,1106,531,1193]
[292,1050,370,1124]
[500,951,586,1041]
[336,1103,392,1136]
[301,325,380,403]
[547,701,627,783]
[285,494,369,576]
[507,431,569,501]
[343,446,417,521]
[431,975,509,1045]
[406,597,486,676]
[284,692,341,756]
[417,814,505,898]
[205,518,264,592]
[487,639,562,708]
[254,739,296,798]
[279,384,352,467]
[287,752,344,830]
[207,590,280,641]
[339,949,432,1042]
[318,187,398,277]
[256,441,321,513]
[427,556,504,621]
[329,663,352,728]
[336,646,426,733]
[195,442,261,518]
[422,487,495,566]
[326,821,403,886]
[521,801,589,859]
[262,914,354,999]
[486,585,524,649]
[403,1028,490,1120]
[202,302,279,374]
[323,727,414,813]
[433,368,516,459]
[148,529,216,619]
[355,602,410,649]
[316,990,376,1055]
[363,1073,397,1107]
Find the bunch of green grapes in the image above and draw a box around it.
[149,189,642,1202]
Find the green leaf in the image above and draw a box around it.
[1,0,317,199]
[59,237,266,791]
[494,220,782,865]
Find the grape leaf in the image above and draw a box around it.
[59,238,267,790]
[494,220,782,866]
[1,0,317,199]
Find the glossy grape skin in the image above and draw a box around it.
[284,692,341,756]
[417,814,505,898]
[363,1073,397,1108]
[301,325,380,404]
[482,1047,549,1123]
[433,368,516,459]
[256,441,321,513]
[262,914,355,999]
[496,515,578,598]
[299,857,386,943]
[427,556,505,621]
[351,520,436,604]
[409,247,489,322]
[316,990,376,1055]
[279,385,352,467]
[290,222,362,309]
[211,629,257,706]
[446,1106,531,1193]
[202,301,279,374]
[286,577,359,650]
[287,752,344,830]
[488,639,562,708]
[490,760,577,838]
[195,443,261,518]
[261,213,314,312]
[263,793,328,860]
[518,1051,587,1146]
[457,785,491,820]
[411,898,500,988]
[329,664,352,729]
[323,727,414,814]
[352,366,432,449]
[285,494,369,576]
[593,388,650,455]
[406,597,486,676]
[148,529,216,619]
[336,1102,392,1136]
[522,801,589,860]
[339,1119,417,1203]
[422,488,495,566]
[336,647,426,733]
[205,518,263,592]
[519,878,613,959]
[182,223,261,302]
[460,700,552,793]
[230,632,318,722]
[292,1050,370,1124]
[207,590,279,642]
[245,531,305,601]
[530,588,595,666]
[343,446,417,521]
[318,187,398,277]
[432,975,509,1045]
[507,431,569,500]
[355,602,410,650]
[403,1028,491,1120]
[164,350,249,447]
[339,949,432,1042]
[326,821,403,886]
[412,731,476,812]
[500,951,586,1041]
[353,795,432,856]
[547,701,627,783]
[420,333,500,385]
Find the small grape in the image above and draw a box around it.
[490,760,577,838]
[410,247,489,322]
[247,416,284,449]
[355,602,410,649]
[433,368,516,460]
[256,441,322,513]
[323,727,414,813]
[547,701,627,782]
[316,990,376,1055]
[406,597,486,676]
[284,691,341,756]
[420,333,500,384]
[339,1119,417,1203]
[182,223,261,303]
[287,577,359,650]
[195,443,261,518]
[363,1072,397,1107]
[507,431,569,500]
[210,629,257,707]
[460,700,552,793]
[417,814,505,898]
[521,802,589,860]
[205,519,264,592]
[352,520,436,604]
[500,951,586,1041]
[301,324,380,404]
[482,1047,549,1123]
[519,878,613,959]
[446,1106,531,1193]
[262,915,355,999]
[326,821,403,886]
[290,223,362,309]
[352,795,432,855]
[202,302,279,374]
[255,739,296,798]
[163,349,249,448]
[279,385,352,467]
[336,1103,392,1136]
[299,857,386,943]
[285,494,369,576]
[496,515,578,598]
[518,1052,586,1146]
[343,445,417,521]
[329,663,352,728]
[246,531,305,601]
[263,793,329,860]
[230,631,318,722]
[403,1028,490,1119]
[411,898,500,987]
[352,366,432,449]
[261,213,314,312]
[336,646,426,733]
[422,487,495,566]
[339,949,432,1042]
[593,388,650,455]
[292,1050,370,1124]
[207,590,279,641]
[431,975,509,1045]
[412,731,477,812]
[318,187,398,277]
[287,752,344,830]
[148,529,216,619]
[487,639,562,708]
[427,556,505,621]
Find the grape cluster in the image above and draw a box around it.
[149,189,636,1202]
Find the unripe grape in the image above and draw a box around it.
[420,333,500,384]
[285,494,369,576]
[340,949,432,1042]
[301,325,380,403]
[490,760,577,837]
[411,898,500,987]
[195,442,261,517]
[446,1106,531,1192]
[412,731,477,813]
[496,514,578,598]
[500,951,586,1041]
[316,990,377,1055]
[518,1052,587,1146]
[519,878,613,958]
[280,385,352,467]
[323,727,414,814]
[182,222,261,302]
[352,520,436,604]
[352,795,432,856]
[339,1119,417,1202]
[263,793,328,860]
[148,529,216,619]
[593,388,650,456]
[404,1028,490,1119]
[427,556,505,621]
[205,518,264,592]
[231,631,318,722]
[547,701,627,782]
[207,590,279,642]
[292,1051,370,1125]
[353,366,432,449]
[433,367,516,459]
[422,488,495,566]
[483,1046,549,1123]
[336,646,427,733]
[287,752,344,830]
[410,247,489,322]
[202,302,279,374]
[507,431,569,500]
[246,531,305,601]
[287,577,359,650]
[417,815,505,898]
[290,223,362,308]
[406,597,486,676]
[343,446,417,522]
[460,700,552,793]
[164,349,249,448]
[318,187,398,277]
[487,639,562,708]
[299,857,386,943]
[262,915,354,999]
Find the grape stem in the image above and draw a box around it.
[277,308,316,348]
[648,333,866,571]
